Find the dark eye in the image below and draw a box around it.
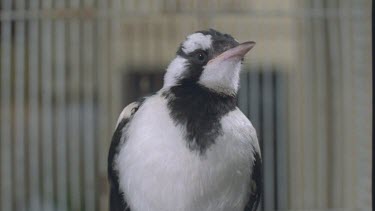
[194,51,208,64]
[197,53,206,61]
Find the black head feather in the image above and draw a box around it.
[175,29,239,84]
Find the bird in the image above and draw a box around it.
[108,28,262,211]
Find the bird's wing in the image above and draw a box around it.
[108,101,143,211]
[244,142,262,211]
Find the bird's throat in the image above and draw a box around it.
[162,84,236,154]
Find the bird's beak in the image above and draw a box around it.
[207,41,256,65]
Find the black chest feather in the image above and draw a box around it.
[163,84,236,153]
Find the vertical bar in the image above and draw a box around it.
[326,0,342,208]
[41,0,54,210]
[110,0,123,125]
[68,0,82,210]
[275,72,288,209]
[161,16,168,65]
[147,22,155,67]
[128,22,136,70]
[238,71,249,116]
[312,0,329,208]
[83,0,96,210]
[289,8,305,209]
[249,68,260,133]
[55,0,67,210]
[153,22,163,72]
[14,0,26,210]
[1,0,13,210]
[351,0,372,208]
[28,1,41,210]
[301,2,316,207]
[248,66,262,210]
[262,67,275,210]
[97,1,110,210]
[339,0,355,207]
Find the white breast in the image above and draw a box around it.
[115,94,258,211]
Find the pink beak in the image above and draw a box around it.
[208,41,256,64]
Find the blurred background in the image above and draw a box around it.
[0,0,372,210]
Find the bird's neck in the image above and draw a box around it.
[161,83,237,154]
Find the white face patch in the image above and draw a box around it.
[116,102,139,128]
[198,58,242,96]
[182,33,212,54]
[163,56,188,88]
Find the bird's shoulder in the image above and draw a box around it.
[223,108,257,136]
[224,108,262,211]
[234,108,261,211]
[115,101,143,127]
[108,100,143,181]
[109,98,146,166]
[108,99,146,211]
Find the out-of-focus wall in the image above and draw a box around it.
[117,1,299,69]
[290,0,372,209]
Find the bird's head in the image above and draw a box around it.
[163,29,255,96]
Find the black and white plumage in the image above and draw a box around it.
[108,29,262,211]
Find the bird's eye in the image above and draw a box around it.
[197,53,206,61]
[194,51,208,64]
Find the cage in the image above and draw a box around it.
[0,0,372,210]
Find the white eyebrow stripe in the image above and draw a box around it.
[182,33,212,54]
